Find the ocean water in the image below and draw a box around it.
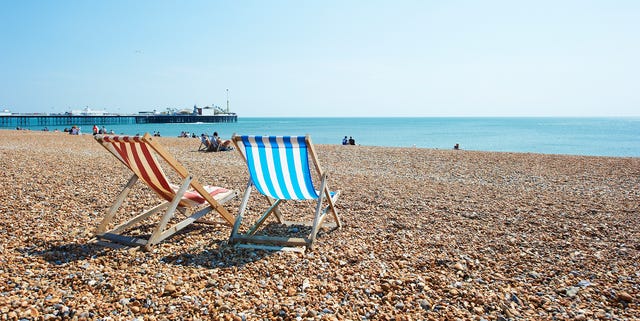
[6,117,640,157]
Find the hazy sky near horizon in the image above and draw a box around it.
[1,1,638,117]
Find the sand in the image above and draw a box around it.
[0,130,638,320]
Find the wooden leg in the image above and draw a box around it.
[147,176,192,248]
[266,196,285,223]
[107,202,170,236]
[325,190,341,228]
[230,181,253,242]
[308,175,329,248]
[97,174,138,234]
[247,199,282,236]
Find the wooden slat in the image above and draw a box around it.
[94,240,132,250]
[231,234,309,247]
[282,220,338,229]
[234,243,306,253]
[150,204,215,245]
[108,202,169,235]
[97,233,148,246]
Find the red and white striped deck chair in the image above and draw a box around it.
[94,133,236,249]
[229,134,341,252]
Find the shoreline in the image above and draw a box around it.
[2,128,638,159]
[0,130,638,319]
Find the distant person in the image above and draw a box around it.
[101,126,107,134]
[454,143,460,150]
[200,134,213,151]
[342,136,348,145]
[92,124,99,135]
[348,136,355,145]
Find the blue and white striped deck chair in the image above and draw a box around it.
[229,135,342,252]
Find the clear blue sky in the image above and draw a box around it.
[1,0,638,117]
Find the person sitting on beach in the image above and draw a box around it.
[454,143,460,150]
[348,136,355,145]
[342,136,348,145]
[208,132,233,152]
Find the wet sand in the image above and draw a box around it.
[0,130,638,319]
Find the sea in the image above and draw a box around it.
[6,117,640,157]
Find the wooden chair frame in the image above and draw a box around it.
[229,134,341,252]
[94,133,236,250]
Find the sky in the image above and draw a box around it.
[1,0,638,117]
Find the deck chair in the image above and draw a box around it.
[94,133,236,250]
[198,135,210,151]
[229,135,342,252]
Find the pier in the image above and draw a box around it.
[0,114,237,128]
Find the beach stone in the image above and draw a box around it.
[418,299,431,311]
[616,291,633,303]
[163,284,177,296]
[566,287,580,297]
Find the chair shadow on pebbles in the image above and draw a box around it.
[160,238,276,269]
[161,220,336,270]
[21,242,111,265]
[22,222,225,266]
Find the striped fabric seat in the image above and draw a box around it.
[229,134,342,252]
[101,135,231,207]
[93,133,236,249]
[240,135,318,200]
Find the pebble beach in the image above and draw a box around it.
[0,130,638,320]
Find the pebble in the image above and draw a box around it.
[617,291,633,303]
